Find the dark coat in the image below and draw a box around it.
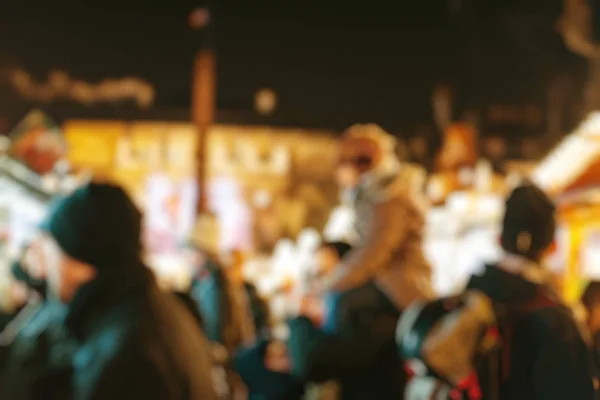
[591,334,600,400]
[0,300,74,400]
[467,264,595,400]
[232,339,304,400]
[288,284,404,400]
[190,260,227,344]
[65,266,217,400]
[190,260,255,352]
[173,291,204,328]
[591,333,600,400]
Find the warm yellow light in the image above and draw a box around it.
[189,8,210,29]
[255,89,277,115]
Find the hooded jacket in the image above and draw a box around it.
[324,163,433,310]
[468,261,594,400]
[400,257,595,400]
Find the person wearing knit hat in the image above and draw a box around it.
[39,181,144,302]
[396,182,594,400]
[29,181,217,400]
[501,182,556,263]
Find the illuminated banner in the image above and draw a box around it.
[62,119,199,256]
[144,172,198,254]
[63,120,125,172]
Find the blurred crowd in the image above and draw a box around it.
[0,124,598,400]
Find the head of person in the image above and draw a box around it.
[35,181,144,303]
[582,282,600,336]
[314,241,353,276]
[181,241,207,272]
[501,183,556,262]
[180,235,221,280]
[336,124,398,189]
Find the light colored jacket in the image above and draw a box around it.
[324,167,433,310]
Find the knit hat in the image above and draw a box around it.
[501,182,556,261]
[40,182,143,270]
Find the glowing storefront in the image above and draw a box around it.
[532,113,600,303]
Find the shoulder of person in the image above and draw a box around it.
[77,341,191,400]
[519,301,582,339]
[375,178,428,216]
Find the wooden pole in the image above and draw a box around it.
[192,49,215,214]
[190,5,216,215]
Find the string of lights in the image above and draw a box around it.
[6,69,155,109]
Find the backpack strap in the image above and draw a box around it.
[498,288,559,382]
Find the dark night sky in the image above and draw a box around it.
[0,0,583,133]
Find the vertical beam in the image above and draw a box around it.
[192,50,215,213]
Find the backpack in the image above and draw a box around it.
[470,288,560,400]
[399,288,561,400]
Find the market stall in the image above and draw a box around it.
[63,120,198,279]
[65,120,335,264]
[532,113,600,304]
[425,190,504,295]
[208,125,338,252]
[0,110,72,264]
[0,156,53,260]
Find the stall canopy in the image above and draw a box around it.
[532,113,600,303]
[532,113,600,201]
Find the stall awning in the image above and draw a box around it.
[532,113,600,196]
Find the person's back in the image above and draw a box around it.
[66,272,216,399]
[469,263,593,400]
[32,181,217,400]
[398,183,595,400]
